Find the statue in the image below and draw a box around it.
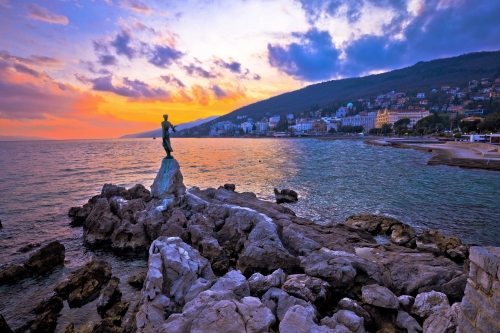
[161,114,177,159]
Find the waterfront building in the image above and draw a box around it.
[286,114,294,120]
[240,121,253,133]
[336,107,348,117]
[255,121,268,132]
[416,92,426,98]
[342,112,377,132]
[312,120,327,133]
[375,108,429,128]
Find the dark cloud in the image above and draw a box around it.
[184,63,218,78]
[14,63,41,77]
[125,0,151,13]
[253,74,261,80]
[210,84,227,99]
[111,30,136,59]
[214,59,241,73]
[93,40,110,54]
[0,50,62,66]
[148,45,183,68]
[31,54,63,64]
[98,54,118,66]
[268,28,341,81]
[89,75,170,100]
[24,3,69,25]
[81,61,112,75]
[160,74,186,88]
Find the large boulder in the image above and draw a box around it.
[261,287,311,322]
[416,230,468,263]
[361,284,399,309]
[0,264,32,286]
[279,305,338,333]
[83,198,120,248]
[395,311,422,333]
[23,241,65,274]
[29,310,57,333]
[150,158,186,198]
[411,291,450,318]
[337,298,373,329]
[274,188,298,203]
[345,214,401,235]
[281,274,330,304]
[33,294,64,315]
[110,220,149,255]
[97,277,122,316]
[248,268,286,295]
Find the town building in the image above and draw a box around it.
[311,120,327,133]
[416,92,426,98]
[341,112,377,132]
[375,108,429,128]
[336,107,349,117]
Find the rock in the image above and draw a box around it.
[332,310,365,333]
[281,274,330,304]
[345,214,401,235]
[55,259,112,300]
[320,317,353,333]
[23,241,65,274]
[61,323,74,333]
[18,242,41,253]
[398,295,415,312]
[105,300,130,319]
[274,188,298,203]
[68,279,101,308]
[337,298,373,329]
[395,311,422,333]
[416,230,468,263]
[126,272,146,289]
[158,209,189,242]
[418,274,467,304]
[390,224,416,247]
[0,264,32,286]
[150,158,186,198]
[83,198,120,249]
[210,270,250,299]
[97,277,122,316]
[33,294,64,315]
[93,317,124,333]
[75,322,94,333]
[279,305,334,333]
[0,219,2,229]
[300,248,391,290]
[422,302,460,333]
[29,310,57,333]
[110,220,149,255]
[68,204,93,227]
[361,284,399,309]
[0,314,13,333]
[411,291,450,318]
[128,184,151,201]
[223,184,235,191]
[248,268,286,295]
[261,287,311,322]
[101,184,129,200]
[109,197,145,222]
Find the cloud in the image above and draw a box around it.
[214,58,242,73]
[14,63,42,77]
[184,63,218,78]
[210,84,227,99]
[81,61,111,75]
[25,3,69,25]
[268,28,341,81]
[111,29,136,59]
[122,0,152,13]
[253,74,261,80]
[191,85,210,105]
[93,39,110,54]
[0,50,63,67]
[89,75,171,101]
[160,74,186,88]
[98,54,118,66]
[148,45,183,68]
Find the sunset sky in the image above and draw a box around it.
[1,0,500,139]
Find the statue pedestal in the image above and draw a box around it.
[151,158,186,199]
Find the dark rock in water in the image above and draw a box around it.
[223,184,236,191]
[68,204,93,227]
[97,277,122,316]
[23,241,65,274]
[0,314,13,333]
[83,198,120,249]
[0,219,2,229]
[101,184,129,200]
[55,259,112,303]
[18,243,41,253]
[105,300,130,319]
[33,294,64,315]
[29,310,57,333]
[416,230,468,264]
[125,272,146,289]
[150,158,186,198]
[273,188,298,203]
[0,264,32,286]
[345,213,401,235]
[93,317,124,333]
[128,184,151,201]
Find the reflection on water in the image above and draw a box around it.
[0,138,499,328]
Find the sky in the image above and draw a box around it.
[1,0,500,139]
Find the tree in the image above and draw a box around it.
[381,123,393,135]
[328,127,337,134]
[394,118,410,136]
[252,123,256,133]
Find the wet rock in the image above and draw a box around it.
[127,184,151,201]
[33,294,64,315]
[281,274,330,304]
[248,268,286,295]
[105,300,130,319]
[68,279,101,308]
[261,287,311,322]
[55,259,112,300]
[390,224,416,248]
[83,198,120,249]
[126,272,146,289]
[416,230,468,263]
[411,291,450,318]
[397,295,415,312]
[345,214,401,235]
[97,277,122,316]
[395,311,422,333]
[300,248,390,290]
[18,243,41,253]
[362,284,399,309]
[0,264,32,286]
[150,158,186,198]
[29,310,57,333]
[223,184,235,191]
[274,188,298,203]
[74,322,94,333]
[0,314,13,333]
[101,184,129,200]
[422,302,460,333]
[68,204,93,227]
[23,241,65,274]
[135,200,168,242]
[93,317,123,333]
[61,323,74,333]
[279,305,333,333]
[337,298,373,329]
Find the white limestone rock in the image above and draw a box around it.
[411,291,450,318]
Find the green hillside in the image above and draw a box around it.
[214,50,500,122]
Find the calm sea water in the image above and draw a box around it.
[0,138,499,329]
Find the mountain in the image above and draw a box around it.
[0,135,50,141]
[120,116,219,138]
[212,50,500,123]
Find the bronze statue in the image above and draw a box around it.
[161,114,177,159]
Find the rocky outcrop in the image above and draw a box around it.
[24,241,65,274]
[33,294,64,315]
[0,264,32,286]
[416,230,468,263]
[274,188,298,203]
[29,310,57,333]
[0,314,13,333]
[362,285,399,309]
[151,158,186,198]
[411,290,450,318]
[126,272,146,289]
[97,277,122,316]
[248,268,286,295]
[281,274,330,304]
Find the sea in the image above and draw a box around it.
[0,138,499,330]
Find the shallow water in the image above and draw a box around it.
[0,138,499,329]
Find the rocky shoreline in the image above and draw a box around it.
[0,158,479,333]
